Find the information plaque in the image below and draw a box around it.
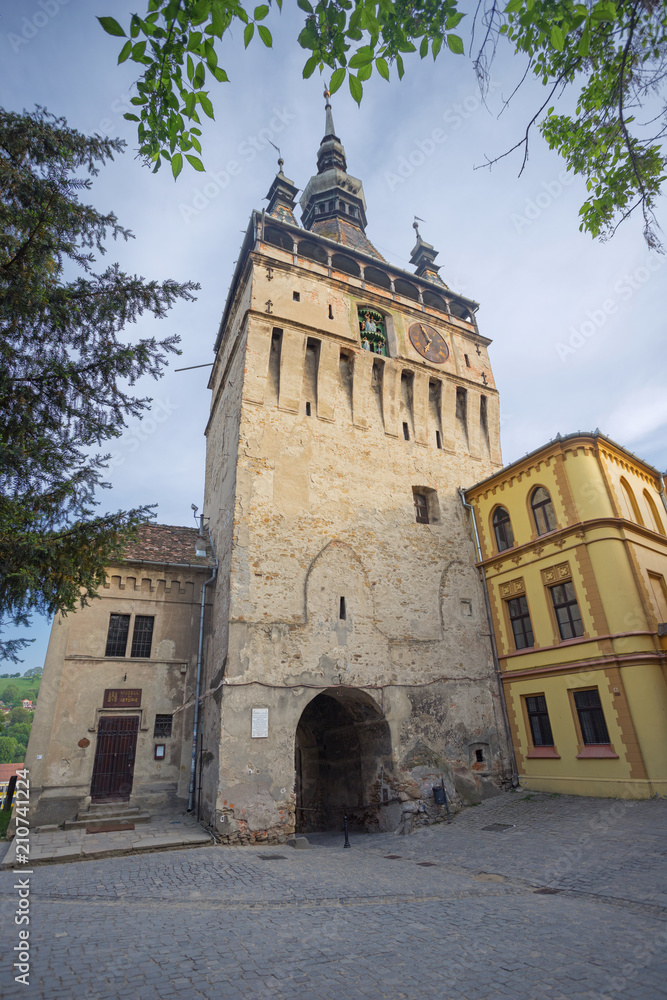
[103,688,142,708]
[251,707,269,738]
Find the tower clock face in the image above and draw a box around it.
[408,323,449,364]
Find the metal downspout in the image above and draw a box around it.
[459,487,520,787]
[658,477,667,519]
[188,524,218,813]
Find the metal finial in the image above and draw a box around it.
[324,87,331,104]
[268,139,283,173]
[413,215,426,238]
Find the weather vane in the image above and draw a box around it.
[413,215,426,238]
[268,139,284,173]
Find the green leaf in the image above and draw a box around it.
[329,66,346,93]
[118,40,132,63]
[244,23,254,47]
[186,154,205,171]
[297,0,313,10]
[303,53,319,78]
[171,152,183,179]
[447,33,464,55]
[212,67,229,82]
[419,37,428,58]
[505,0,522,12]
[376,56,389,81]
[132,40,147,60]
[578,22,590,56]
[349,73,363,105]
[254,4,269,19]
[550,25,564,51]
[193,62,206,88]
[98,16,126,37]
[199,94,215,119]
[258,25,272,47]
[357,63,372,81]
[446,12,465,29]
[432,36,442,59]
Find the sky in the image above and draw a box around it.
[2,0,666,669]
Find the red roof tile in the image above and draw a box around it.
[0,762,24,784]
[122,523,215,567]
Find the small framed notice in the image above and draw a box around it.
[251,707,269,739]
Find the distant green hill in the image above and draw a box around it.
[0,676,41,705]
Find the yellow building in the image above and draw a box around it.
[464,432,667,799]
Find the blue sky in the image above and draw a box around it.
[2,0,666,669]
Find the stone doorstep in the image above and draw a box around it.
[65,811,151,830]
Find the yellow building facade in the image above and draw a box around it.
[464,432,667,799]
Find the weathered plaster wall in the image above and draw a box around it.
[203,238,510,843]
[24,566,210,827]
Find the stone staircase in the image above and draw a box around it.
[63,802,151,830]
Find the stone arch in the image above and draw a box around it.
[305,540,373,625]
[294,686,393,833]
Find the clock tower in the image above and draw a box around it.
[199,95,508,843]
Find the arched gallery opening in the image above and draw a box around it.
[294,687,393,833]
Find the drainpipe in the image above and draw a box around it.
[459,487,519,787]
[659,477,667,519]
[188,517,218,813]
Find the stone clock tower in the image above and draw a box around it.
[199,96,508,843]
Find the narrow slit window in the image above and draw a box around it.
[436,430,442,449]
[339,596,346,620]
[414,492,429,524]
[328,304,334,319]
[403,422,410,441]
[475,749,484,763]
[305,402,311,416]
[464,354,471,367]
[293,291,300,301]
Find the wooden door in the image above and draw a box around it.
[90,716,139,801]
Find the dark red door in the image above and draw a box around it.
[90,716,139,801]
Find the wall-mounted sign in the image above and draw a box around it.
[251,707,269,739]
[103,688,142,708]
[78,738,90,748]
[154,744,166,760]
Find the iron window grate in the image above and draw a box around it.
[105,614,130,657]
[131,615,154,658]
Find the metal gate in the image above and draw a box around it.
[90,716,139,801]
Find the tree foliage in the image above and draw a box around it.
[0,107,198,662]
[101,0,667,247]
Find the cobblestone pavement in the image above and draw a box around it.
[1,791,665,1000]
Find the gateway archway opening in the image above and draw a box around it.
[294,688,393,833]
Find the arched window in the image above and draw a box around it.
[619,477,644,524]
[331,253,360,277]
[643,489,665,535]
[358,308,388,356]
[531,487,557,535]
[298,240,327,265]
[394,278,419,300]
[450,301,473,322]
[422,289,447,312]
[492,507,514,552]
[364,266,391,290]
[264,226,292,252]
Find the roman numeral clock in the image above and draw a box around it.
[409,322,449,363]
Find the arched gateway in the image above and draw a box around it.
[294,688,393,833]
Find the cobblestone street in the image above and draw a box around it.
[1,791,665,1000]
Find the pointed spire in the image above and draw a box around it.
[264,148,299,226]
[409,219,448,288]
[324,88,336,140]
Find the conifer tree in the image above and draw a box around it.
[0,107,198,662]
